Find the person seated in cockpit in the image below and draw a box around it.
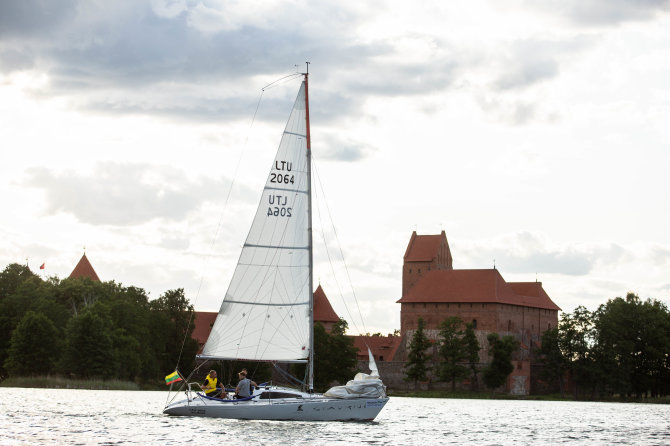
[202,370,225,398]
[234,369,257,399]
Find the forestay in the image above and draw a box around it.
[200,83,311,362]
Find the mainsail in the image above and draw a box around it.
[201,82,311,362]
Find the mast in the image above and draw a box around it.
[304,65,314,393]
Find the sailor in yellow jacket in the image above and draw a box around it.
[202,370,224,398]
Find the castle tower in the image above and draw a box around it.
[402,230,452,296]
[69,253,100,281]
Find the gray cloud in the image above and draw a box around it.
[475,95,540,126]
[494,58,559,91]
[460,232,628,276]
[314,133,376,162]
[651,246,670,264]
[23,163,231,226]
[0,48,35,72]
[0,0,78,38]
[0,1,469,126]
[542,0,670,26]
[491,36,595,92]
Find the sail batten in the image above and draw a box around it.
[243,243,309,250]
[284,131,306,138]
[202,81,311,363]
[224,300,309,307]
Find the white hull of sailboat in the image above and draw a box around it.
[164,394,389,421]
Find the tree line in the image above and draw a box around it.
[0,263,360,391]
[403,292,670,398]
[538,292,670,399]
[0,263,199,385]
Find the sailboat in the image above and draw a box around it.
[163,71,389,421]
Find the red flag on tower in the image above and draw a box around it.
[40,263,45,270]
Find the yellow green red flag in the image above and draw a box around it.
[164,371,182,385]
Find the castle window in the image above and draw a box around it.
[508,320,512,331]
[379,356,384,361]
[548,323,551,330]
[472,319,477,329]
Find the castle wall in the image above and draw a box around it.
[400,302,500,334]
[400,302,558,347]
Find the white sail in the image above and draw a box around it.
[201,82,311,362]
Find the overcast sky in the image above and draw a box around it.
[2,0,669,334]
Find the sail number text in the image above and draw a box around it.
[269,173,295,184]
[267,160,294,217]
[270,160,295,185]
[267,194,292,217]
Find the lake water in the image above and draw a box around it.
[1,388,669,445]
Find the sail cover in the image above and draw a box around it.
[201,82,311,362]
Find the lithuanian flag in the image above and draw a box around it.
[164,371,183,385]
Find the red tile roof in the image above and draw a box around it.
[313,285,340,323]
[351,335,402,361]
[68,253,100,281]
[192,311,218,350]
[404,231,444,262]
[397,269,560,311]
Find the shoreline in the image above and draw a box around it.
[0,376,161,391]
[388,389,670,404]
[2,376,668,404]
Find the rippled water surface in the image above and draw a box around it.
[1,388,669,445]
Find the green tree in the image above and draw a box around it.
[593,292,670,398]
[404,317,432,386]
[4,311,61,376]
[559,306,596,398]
[149,288,199,378]
[463,322,481,391]
[482,333,517,395]
[0,266,46,375]
[537,326,567,397]
[437,316,468,392]
[60,310,116,379]
[0,263,38,300]
[105,287,155,381]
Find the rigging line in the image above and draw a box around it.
[312,158,369,336]
[312,162,359,334]
[261,73,303,91]
[173,82,268,372]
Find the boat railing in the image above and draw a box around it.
[184,382,205,402]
